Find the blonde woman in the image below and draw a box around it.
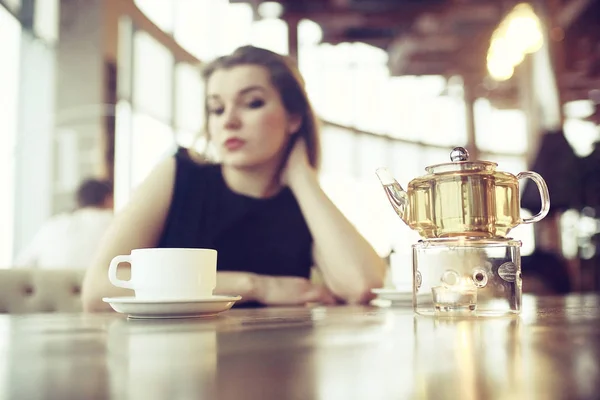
[82,46,385,311]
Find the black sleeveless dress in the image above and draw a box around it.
[158,148,313,284]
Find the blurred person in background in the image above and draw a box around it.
[83,46,385,311]
[16,178,114,269]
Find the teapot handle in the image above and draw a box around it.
[517,171,550,224]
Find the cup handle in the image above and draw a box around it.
[108,255,134,290]
[517,171,550,224]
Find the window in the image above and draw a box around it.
[353,65,388,133]
[0,4,21,266]
[114,100,133,210]
[474,98,528,155]
[221,3,253,55]
[33,0,59,43]
[114,30,176,209]
[174,0,253,60]
[132,31,173,121]
[174,62,205,154]
[134,0,175,33]
[174,62,204,134]
[386,76,463,146]
[251,18,288,55]
[320,124,358,178]
[114,30,175,208]
[131,113,175,188]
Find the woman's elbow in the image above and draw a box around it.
[340,277,383,304]
[330,260,384,304]
[81,288,104,312]
[340,286,377,305]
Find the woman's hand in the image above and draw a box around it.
[254,275,338,306]
[280,138,316,190]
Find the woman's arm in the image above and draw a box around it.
[215,272,336,305]
[82,157,177,311]
[283,140,386,304]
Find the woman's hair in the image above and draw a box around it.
[195,46,321,170]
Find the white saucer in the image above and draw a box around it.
[103,295,242,319]
[371,288,412,303]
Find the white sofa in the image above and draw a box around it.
[0,269,86,313]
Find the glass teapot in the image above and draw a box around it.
[376,147,550,238]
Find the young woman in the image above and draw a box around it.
[82,46,385,311]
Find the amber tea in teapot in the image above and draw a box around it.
[377,147,550,239]
[407,166,527,237]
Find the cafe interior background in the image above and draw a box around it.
[1,0,599,294]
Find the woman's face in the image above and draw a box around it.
[206,65,299,170]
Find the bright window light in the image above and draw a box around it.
[564,118,599,157]
[175,0,246,61]
[474,98,528,154]
[564,100,594,119]
[175,62,204,133]
[299,19,322,46]
[131,113,175,188]
[132,31,174,121]
[251,18,288,55]
[0,5,21,266]
[34,0,59,43]
[134,0,174,33]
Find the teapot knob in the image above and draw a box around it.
[450,147,469,162]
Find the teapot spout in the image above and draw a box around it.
[376,168,409,225]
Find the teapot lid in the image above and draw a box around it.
[425,147,497,174]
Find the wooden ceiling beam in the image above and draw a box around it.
[284,11,433,29]
[282,2,449,27]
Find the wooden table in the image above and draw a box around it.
[1,295,599,399]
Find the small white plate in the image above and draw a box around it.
[103,295,242,319]
[371,288,412,303]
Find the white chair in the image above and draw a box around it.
[0,269,86,313]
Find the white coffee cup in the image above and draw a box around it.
[108,248,217,300]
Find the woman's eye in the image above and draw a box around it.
[247,99,265,109]
[208,107,224,115]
